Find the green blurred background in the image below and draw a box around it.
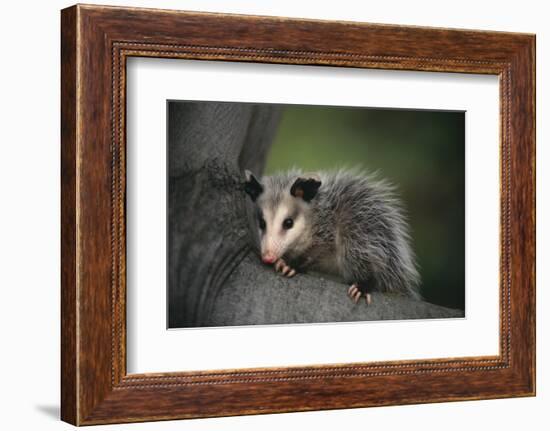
[265,105,465,311]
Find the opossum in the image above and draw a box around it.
[243,168,421,304]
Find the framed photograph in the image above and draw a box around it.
[61,4,535,425]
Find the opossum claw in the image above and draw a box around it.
[275,259,286,272]
[365,293,373,305]
[348,283,360,302]
[274,258,297,278]
[348,283,371,305]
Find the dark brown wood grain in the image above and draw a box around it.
[60,5,77,425]
[60,4,535,425]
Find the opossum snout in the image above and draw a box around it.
[261,252,277,264]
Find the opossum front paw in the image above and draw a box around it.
[274,258,297,278]
[348,283,372,305]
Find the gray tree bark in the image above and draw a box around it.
[168,101,463,328]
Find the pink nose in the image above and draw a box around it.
[262,253,276,264]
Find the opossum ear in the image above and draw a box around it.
[244,170,264,202]
[290,176,322,202]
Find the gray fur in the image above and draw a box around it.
[247,167,422,299]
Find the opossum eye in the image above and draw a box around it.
[282,218,294,230]
[259,217,266,230]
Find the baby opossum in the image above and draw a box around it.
[243,168,421,304]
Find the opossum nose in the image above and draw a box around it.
[262,253,277,264]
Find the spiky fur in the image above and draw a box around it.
[253,168,421,299]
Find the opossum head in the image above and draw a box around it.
[244,170,321,264]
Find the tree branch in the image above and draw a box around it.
[206,253,463,326]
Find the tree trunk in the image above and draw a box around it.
[168,101,463,328]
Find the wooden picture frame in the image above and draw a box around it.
[61,4,535,425]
